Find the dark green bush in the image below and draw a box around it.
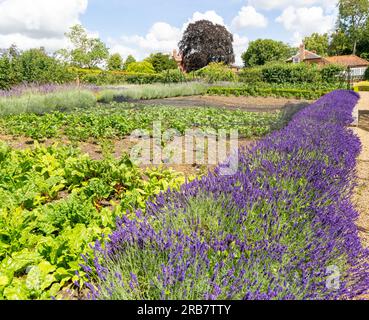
[194,62,237,83]
[161,69,187,83]
[207,85,330,100]
[238,67,263,83]
[364,67,369,81]
[0,48,75,89]
[320,64,346,83]
[261,62,321,84]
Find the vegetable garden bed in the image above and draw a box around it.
[85,90,369,300]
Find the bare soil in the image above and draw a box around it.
[0,134,256,177]
[136,95,311,112]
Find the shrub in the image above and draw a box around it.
[126,61,156,74]
[261,62,321,84]
[86,90,369,300]
[238,67,263,83]
[207,85,330,100]
[364,67,369,81]
[160,69,186,83]
[320,64,346,83]
[194,62,238,83]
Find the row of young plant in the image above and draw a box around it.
[84,90,369,300]
[0,143,188,299]
[0,104,284,141]
[207,81,347,100]
[208,86,329,100]
[0,83,205,116]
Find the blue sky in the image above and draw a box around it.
[0,0,339,64]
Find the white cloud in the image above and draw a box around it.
[108,22,181,58]
[0,0,88,51]
[231,6,268,29]
[233,34,249,65]
[187,10,225,26]
[276,6,336,45]
[248,0,338,12]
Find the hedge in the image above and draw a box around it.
[207,86,330,100]
[239,63,346,85]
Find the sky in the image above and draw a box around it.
[0,0,339,65]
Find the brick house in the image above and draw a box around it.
[287,43,369,79]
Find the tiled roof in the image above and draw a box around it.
[324,55,369,67]
[304,50,322,60]
[286,49,322,62]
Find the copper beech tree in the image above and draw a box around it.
[178,20,235,72]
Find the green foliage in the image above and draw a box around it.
[242,39,293,67]
[238,67,263,83]
[0,103,283,141]
[0,143,187,299]
[194,62,237,83]
[320,64,346,83]
[107,53,123,71]
[0,90,97,116]
[303,33,329,56]
[122,55,136,71]
[364,67,369,80]
[126,61,156,74]
[0,47,74,90]
[61,25,109,69]
[337,0,369,54]
[207,82,344,100]
[160,69,186,83]
[239,63,345,85]
[145,53,177,73]
[261,62,321,84]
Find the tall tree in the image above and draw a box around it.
[60,24,109,69]
[241,39,293,67]
[179,20,235,72]
[328,31,352,56]
[107,53,123,71]
[337,0,369,54]
[303,33,329,56]
[123,55,136,70]
[145,53,177,73]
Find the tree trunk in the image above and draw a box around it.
[353,40,357,55]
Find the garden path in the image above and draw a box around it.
[352,92,369,249]
[351,93,369,300]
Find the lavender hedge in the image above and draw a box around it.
[84,90,369,300]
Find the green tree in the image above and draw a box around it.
[303,33,329,56]
[329,31,353,55]
[0,45,22,89]
[61,24,109,68]
[337,0,369,54]
[18,48,72,84]
[145,53,177,73]
[126,61,156,74]
[107,53,123,71]
[241,39,293,67]
[123,55,136,70]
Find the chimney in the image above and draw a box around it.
[299,42,305,61]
